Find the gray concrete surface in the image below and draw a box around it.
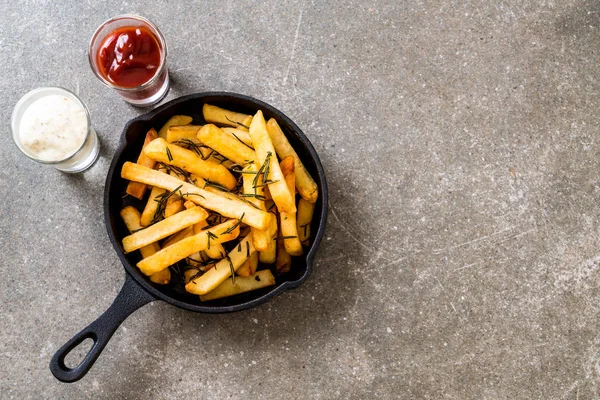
[1,0,599,398]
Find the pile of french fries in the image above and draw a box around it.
[119,104,318,301]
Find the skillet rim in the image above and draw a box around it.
[103,91,328,313]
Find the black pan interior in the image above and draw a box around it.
[105,93,327,313]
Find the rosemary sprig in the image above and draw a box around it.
[276,235,298,240]
[239,193,267,201]
[181,192,206,199]
[206,231,218,250]
[222,213,245,235]
[204,181,231,193]
[166,146,173,162]
[211,152,229,164]
[263,152,272,185]
[225,116,249,130]
[172,139,210,157]
[301,224,309,237]
[156,162,195,184]
[225,254,236,284]
[151,185,183,224]
[254,179,279,187]
[240,198,261,210]
[230,132,253,150]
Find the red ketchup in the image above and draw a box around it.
[97,26,162,88]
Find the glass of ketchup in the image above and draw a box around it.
[89,15,169,107]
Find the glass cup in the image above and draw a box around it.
[88,14,169,107]
[11,87,100,173]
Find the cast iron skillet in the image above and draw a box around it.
[49,92,328,383]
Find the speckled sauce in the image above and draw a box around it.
[19,94,87,161]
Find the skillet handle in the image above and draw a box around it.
[49,272,156,382]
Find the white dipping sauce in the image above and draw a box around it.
[19,95,88,162]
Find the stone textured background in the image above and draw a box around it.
[1,0,599,398]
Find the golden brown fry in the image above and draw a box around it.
[236,251,258,276]
[249,110,296,213]
[205,243,226,260]
[122,207,208,253]
[166,126,234,168]
[266,118,318,203]
[121,162,271,230]
[137,220,240,276]
[241,163,271,251]
[197,124,256,166]
[276,237,292,274]
[162,226,194,248]
[158,115,193,139]
[120,206,169,284]
[183,200,196,209]
[221,127,254,148]
[297,197,316,246]
[258,212,277,264]
[144,138,237,190]
[140,186,167,227]
[199,269,275,301]
[202,104,253,130]
[186,233,256,295]
[149,268,171,285]
[126,129,159,199]
[279,156,303,256]
[166,125,202,143]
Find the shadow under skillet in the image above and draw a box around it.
[104,166,368,390]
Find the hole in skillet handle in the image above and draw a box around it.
[50,273,156,382]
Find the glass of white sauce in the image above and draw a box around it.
[11,87,100,173]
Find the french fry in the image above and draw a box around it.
[205,244,225,260]
[144,138,237,190]
[148,267,171,285]
[120,206,170,284]
[158,115,193,139]
[249,110,296,213]
[122,207,208,252]
[221,127,253,148]
[166,125,202,143]
[140,186,167,227]
[184,264,215,285]
[126,129,159,199]
[266,118,318,203]
[258,212,277,264]
[236,251,258,276]
[199,269,275,301]
[183,200,196,209]
[297,198,315,246]
[162,226,194,248]
[241,163,271,251]
[202,104,253,130]
[276,236,292,274]
[166,126,234,168]
[122,162,271,230]
[278,156,303,256]
[137,220,240,276]
[186,233,256,295]
[197,124,256,166]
